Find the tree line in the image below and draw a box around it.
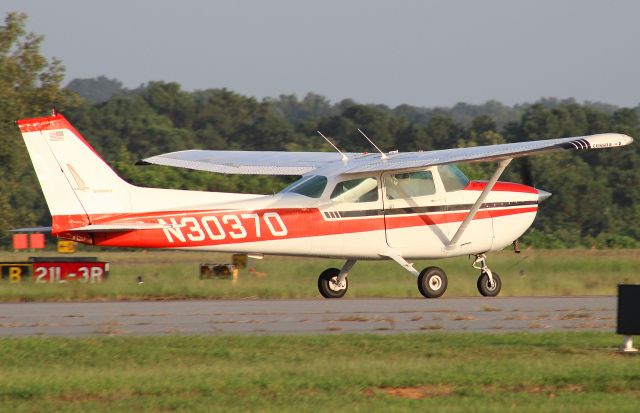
[2,12,639,248]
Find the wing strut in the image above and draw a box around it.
[446,158,512,250]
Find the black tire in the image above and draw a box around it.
[318,268,348,298]
[417,266,448,298]
[477,271,502,297]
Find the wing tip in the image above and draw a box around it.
[586,133,634,149]
[558,133,634,151]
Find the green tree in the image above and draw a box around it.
[66,75,124,103]
[0,12,80,245]
[270,92,337,124]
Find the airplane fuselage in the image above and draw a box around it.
[58,177,539,260]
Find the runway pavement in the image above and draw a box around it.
[0,296,617,337]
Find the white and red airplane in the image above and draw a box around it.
[17,113,633,298]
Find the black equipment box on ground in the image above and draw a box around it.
[199,263,237,280]
[617,284,640,335]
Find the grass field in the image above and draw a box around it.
[0,332,638,412]
[1,249,639,301]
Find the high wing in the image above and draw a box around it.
[139,150,355,175]
[140,133,633,176]
[342,133,633,174]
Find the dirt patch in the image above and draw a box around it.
[482,384,585,396]
[366,385,454,399]
[558,312,592,320]
[450,314,476,321]
[54,389,201,403]
[521,384,584,398]
[93,320,124,335]
[420,324,443,330]
[335,315,370,322]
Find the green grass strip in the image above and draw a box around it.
[0,332,638,412]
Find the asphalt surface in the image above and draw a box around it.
[0,296,617,337]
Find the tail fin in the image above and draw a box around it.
[17,113,133,233]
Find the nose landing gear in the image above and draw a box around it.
[473,254,502,297]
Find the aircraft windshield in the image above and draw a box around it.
[438,165,469,191]
[280,175,328,198]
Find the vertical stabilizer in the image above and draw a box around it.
[17,113,133,233]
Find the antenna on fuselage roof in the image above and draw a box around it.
[317,131,348,161]
[357,128,388,160]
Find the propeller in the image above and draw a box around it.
[520,158,535,188]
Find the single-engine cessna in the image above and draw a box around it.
[17,113,633,298]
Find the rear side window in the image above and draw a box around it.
[330,177,379,203]
[286,175,327,198]
[385,171,436,199]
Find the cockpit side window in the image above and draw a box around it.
[281,175,328,198]
[438,165,469,192]
[330,177,379,203]
[385,171,436,199]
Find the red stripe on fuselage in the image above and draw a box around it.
[53,206,537,249]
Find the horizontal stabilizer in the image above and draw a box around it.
[68,223,171,233]
[10,226,53,233]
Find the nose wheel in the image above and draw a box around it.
[477,271,502,297]
[473,254,502,297]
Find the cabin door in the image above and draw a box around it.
[382,169,450,252]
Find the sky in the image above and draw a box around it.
[3,0,640,108]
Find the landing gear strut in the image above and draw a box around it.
[318,259,356,299]
[383,253,449,299]
[344,252,502,299]
[473,254,502,297]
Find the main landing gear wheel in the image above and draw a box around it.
[477,271,502,297]
[417,266,448,298]
[318,268,348,299]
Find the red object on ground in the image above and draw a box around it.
[12,234,28,250]
[29,233,45,249]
